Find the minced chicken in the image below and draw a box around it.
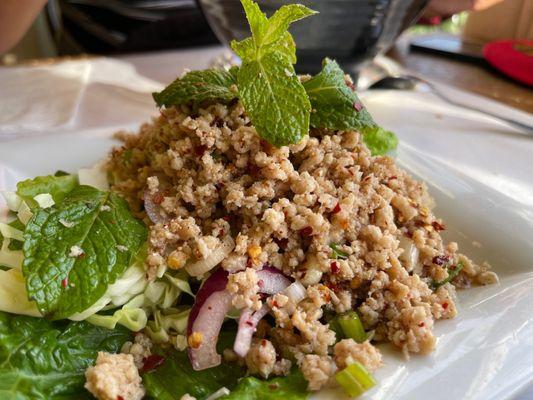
[107,101,497,391]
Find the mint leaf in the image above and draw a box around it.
[262,4,317,48]
[238,52,310,147]
[221,369,309,400]
[232,0,315,147]
[153,69,237,108]
[303,58,375,131]
[16,174,78,205]
[0,311,131,400]
[22,185,147,319]
[362,126,399,156]
[144,347,246,400]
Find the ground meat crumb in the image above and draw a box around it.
[121,333,153,369]
[333,339,382,371]
[245,339,277,378]
[85,352,144,400]
[227,268,261,310]
[300,354,336,391]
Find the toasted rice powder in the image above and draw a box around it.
[107,101,498,391]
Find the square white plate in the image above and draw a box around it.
[1,76,533,400]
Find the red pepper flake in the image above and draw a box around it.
[117,396,124,400]
[405,231,413,239]
[442,302,449,310]
[389,175,398,180]
[332,203,341,214]
[247,162,260,177]
[274,238,289,251]
[246,320,254,327]
[269,383,280,391]
[418,322,425,327]
[215,182,225,191]
[261,339,267,347]
[272,300,279,308]
[432,255,450,266]
[330,261,339,274]
[299,226,313,237]
[141,355,165,373]
[432,221,446,231]
[152,192,164,205]
[222,215,230,222]
[194,145,207,156]
[246,257,253,268]
[218,229,225,237]
[326,282,340,292]
[61,278,68,288]
[353,102,363,112]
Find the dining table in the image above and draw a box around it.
[1,38,532,400]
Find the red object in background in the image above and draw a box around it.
[483,40,533,86]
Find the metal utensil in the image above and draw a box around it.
[369,75,533,135]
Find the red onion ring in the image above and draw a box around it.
[143,189,168,224]
[187,268,232,371]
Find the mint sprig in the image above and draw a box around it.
[231,0,316,147]
[153,68,238,108]
[304,58,375,131]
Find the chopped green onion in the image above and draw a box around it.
[330,243,348,259]
[335,362,377,397]
[430,261,464,290]
[337,311,367,343]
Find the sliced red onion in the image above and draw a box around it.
[185,236,235,277]
[256,265,292,295]
[233,304,270,358]
[144,189,168,224]
[233,266,292,358]
[187,268,232,371]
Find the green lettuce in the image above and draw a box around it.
[16,174,78,205]
[0,311,131,400]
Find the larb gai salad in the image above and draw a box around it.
[0,1,498,399]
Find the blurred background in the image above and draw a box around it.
[0,0,531,110]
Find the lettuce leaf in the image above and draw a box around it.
[16,174,78,205]
[221,369,309,400]
[22,185,147,320]
[143,345,246,400]
[362,126,399,156]
[0,311,131,400]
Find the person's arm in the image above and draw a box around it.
[423,0,504,18]
[0,0,48,54]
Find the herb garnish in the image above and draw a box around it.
[330,243,348,260]
[430,261,464,290]
[151,0,397,152]
[22,185,147,319]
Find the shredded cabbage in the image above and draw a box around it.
[0,223,23,242]
[86,307,148,332]
[145,308,190,343]
[33,193,55,209]
[17,201,33,225]
[0,239,23,270]
[1,191,22,212]
[78,162,109,191]
[0,269,41,317]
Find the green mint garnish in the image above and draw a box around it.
[153,68,238,108]
[303,58,376,131]
[22,185,147,319]
[330,243,348,259]
[231,0,316,147]
[361,125,399,156]
[430,261,464,290]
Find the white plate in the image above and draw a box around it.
[1,64,533,400]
